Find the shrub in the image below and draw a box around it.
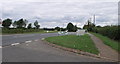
[92,26,119,41]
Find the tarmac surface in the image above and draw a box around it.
[2,33,110,62]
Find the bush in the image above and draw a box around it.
[66,23,78,32]
[92,26,119,41]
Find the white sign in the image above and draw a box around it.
[76,29,86,36]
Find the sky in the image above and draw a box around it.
[0,0,119,28]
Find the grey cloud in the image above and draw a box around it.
[1,2,118,28]
[119,2,120,15]
[0,0,119,2]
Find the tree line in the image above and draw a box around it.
[2,18,119,41]
[55,22,78,32]
[2,18,40,29]
[1,18,79,32]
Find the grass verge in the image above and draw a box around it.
[45,34,99,54]
[91,32,120,52]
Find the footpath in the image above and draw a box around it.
[88,33,119,61]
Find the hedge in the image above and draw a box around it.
[2,28,42,34]
[92,26,119,41]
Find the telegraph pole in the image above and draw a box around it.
[63,23,64,28]
[93,15,96,25]
[89,18,92,22]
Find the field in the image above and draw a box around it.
[45,34,99,54]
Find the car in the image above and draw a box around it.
[58,31,68,35]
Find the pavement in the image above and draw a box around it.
[2,33,110,62]
[88,33,119,61]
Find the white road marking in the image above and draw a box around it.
[25,40,32,43]
[0,46,2,48]
[11,43,20,46]
[26,44,29,46]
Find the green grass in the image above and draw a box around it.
[91,32,120,52]
[45,34,99,54]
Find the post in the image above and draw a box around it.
[93,15,95,25]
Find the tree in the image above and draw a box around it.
[61,28,66,31]
[55,27,60,31]
[66,22,74,32]
[2,18,12,28]
[83,25,89,29]
[96,25,101,28]
[34,20,40,29]
[36,25,40,29]
[27,23,32,29]
[12,21,17,28]
[83,20,95,31]
[16,19,27,28]
[24,19,28,28]
[73,25,78,32]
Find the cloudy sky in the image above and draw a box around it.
[0,0,119,28]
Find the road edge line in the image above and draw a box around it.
[11,43,20,46]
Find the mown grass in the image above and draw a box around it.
[91,32,120,52]
[45,34,99,54]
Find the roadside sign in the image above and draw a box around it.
[76,29,86,36]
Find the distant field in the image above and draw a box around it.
[45,34,99,54]
[91,32,119,52]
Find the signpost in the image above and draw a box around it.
[76,29,86,36]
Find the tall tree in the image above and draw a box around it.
[73,25,78,32]
[36,25,40,29]
[66,22,74,32]
[16,19,27,28]
[2,18,12,28]
[34,20,40,29]
[27,23,32,29]
[12,21,17,28]
[83,20,95,31]
[24,19,28,28]
[55,27,60,31]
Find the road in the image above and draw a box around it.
[2,33,109,62]
[2,33,59,46]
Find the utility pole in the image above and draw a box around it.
[63,23,64,28]
[93,15,96,25]
[76,22,77,26]
[89,18,92,22]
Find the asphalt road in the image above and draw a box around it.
[2,33,110,62]
[2,33,59,46]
